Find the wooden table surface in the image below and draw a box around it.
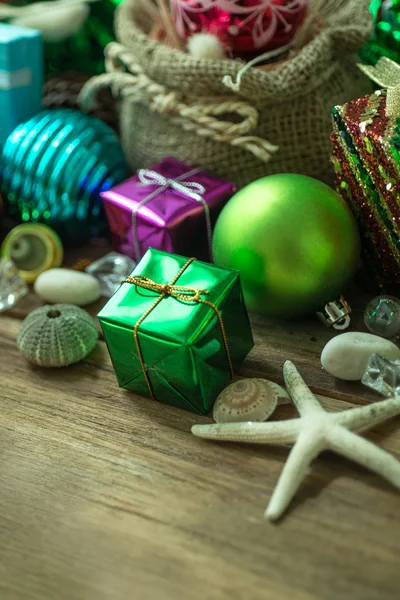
[1,258,400,600]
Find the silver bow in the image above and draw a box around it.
[132,167,212,263]
[137,169,206,202]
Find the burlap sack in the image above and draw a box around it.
[85,0,373,188]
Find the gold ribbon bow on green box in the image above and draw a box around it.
[98,248,254,415]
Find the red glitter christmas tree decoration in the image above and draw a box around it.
[171,0,308,57]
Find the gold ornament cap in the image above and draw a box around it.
[0,224,64,283]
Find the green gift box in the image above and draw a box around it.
[98,248,254,415]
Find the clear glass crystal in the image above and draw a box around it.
[0,258,28,312]
[364,295,400,339]
[362,353,400,398]
[85,252,136,297]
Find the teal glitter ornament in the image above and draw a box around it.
[17,303,99,367]
[1,109,128,245]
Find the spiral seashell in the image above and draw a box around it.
[213,378,288,424]
[17,304,98,367]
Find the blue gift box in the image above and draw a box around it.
[0,24,42,145]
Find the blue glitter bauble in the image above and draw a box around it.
[1,110,128,245]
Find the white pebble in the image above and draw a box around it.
[321,331,400,381]
[34,268,101,306]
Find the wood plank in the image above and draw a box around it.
[1,314,400,600]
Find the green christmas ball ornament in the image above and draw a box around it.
[212,174,360,318]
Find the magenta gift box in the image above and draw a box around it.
[100,157,236,262]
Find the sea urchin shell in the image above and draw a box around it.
[17,303,98,367]
[213,378,287,424]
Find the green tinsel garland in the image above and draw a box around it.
[361,0,400,65]
[4,0,123,76]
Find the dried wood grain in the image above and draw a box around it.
[1,311,400,600]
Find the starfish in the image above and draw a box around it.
[192,361,400,521]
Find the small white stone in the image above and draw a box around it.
[34,268,101,307]
[321,331,400,381]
